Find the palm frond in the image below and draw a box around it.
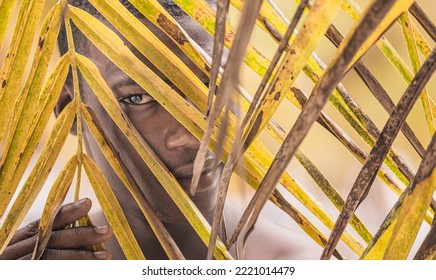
[0,0,435,261]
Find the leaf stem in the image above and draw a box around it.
[62,0,83,201]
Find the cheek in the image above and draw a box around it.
[124,105,172,154]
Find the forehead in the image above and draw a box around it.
[83,14,211,86]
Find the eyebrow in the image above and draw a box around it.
[112,78,141,90]
[111,75,175,90]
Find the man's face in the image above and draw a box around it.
[75,18,221,224]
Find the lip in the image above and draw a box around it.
[171,158,220,194]
[172,158,216,179]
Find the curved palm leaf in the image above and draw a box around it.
[0,0,435,261]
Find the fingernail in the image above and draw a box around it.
[73,198,88,208]
[94,251,110,260]
[94,225,109,234]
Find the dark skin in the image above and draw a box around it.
[1,14,221,260]
[0,6,319,260]
[0,199,113,260]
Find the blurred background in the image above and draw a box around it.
[229,0,436,259]
[1,0,435,259]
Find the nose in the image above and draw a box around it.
[165,124,200,150]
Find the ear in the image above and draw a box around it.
[54,81,77,135]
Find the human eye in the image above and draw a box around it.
[118,93,155,106]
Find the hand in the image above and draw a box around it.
[0,198,113,260]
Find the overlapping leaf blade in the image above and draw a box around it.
[82,104,185,260]
[74,53,232,260]
[0,0,434,261]
[0,0,45,144]
[83,154,145,260]
[32,155,78,260]
[0,0,19,49]
[0,4,64,218]
[383,133,436,259]
[323,47,436,259]
[69,4,365,258]
[0,101,75,254]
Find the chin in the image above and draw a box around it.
[154,166,222,224]
[154,208,187,224]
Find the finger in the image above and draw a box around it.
[8,219,39,246]
[0,237,35,260]
[19,249,112,260]
[1,225,112,260]
[7,198,92,246]
[48,225,113,249]
[52,198,92,230]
